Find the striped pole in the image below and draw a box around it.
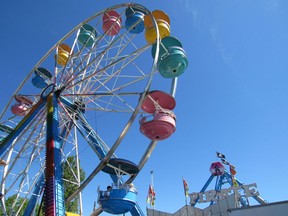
[44,93,65,216]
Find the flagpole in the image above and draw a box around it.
[182,177,188,206]
[150,171,154,190]
[216,152,240,209]
[150,171,154,209]
[182,176,189,216]
[146,171,156,209]
[230,165,239,208]
[185,204,189,216]
[182,177,195,216]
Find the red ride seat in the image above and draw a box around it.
[11,103,29,116]
[140,112,176,140]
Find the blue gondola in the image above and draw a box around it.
[98,158,139,215]
[152,36,188,78]
[125,7,147,34]
[32,67,52,88]
[99,186,138,214]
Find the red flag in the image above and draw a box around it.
[182,178,189,197]
[146,185,156,206]
[229,164,236,176]
[229,164,238,186]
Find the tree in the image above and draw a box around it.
[0,194,28,216]
[0,156,85,215]
[62,156,86,213]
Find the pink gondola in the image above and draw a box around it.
[11,95,32,116]
[141,90,176,114]
[102,10,122,36]
[15,95,33,106]
[11,103,29,116]
[140,111,176,140]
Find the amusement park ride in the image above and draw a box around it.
[0,3,188,216]
[190,156,267,208]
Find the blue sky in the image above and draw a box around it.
[1,0,288,215]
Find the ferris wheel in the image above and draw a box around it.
[0,3,188,216]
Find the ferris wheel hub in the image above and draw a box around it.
[40,84,55,99]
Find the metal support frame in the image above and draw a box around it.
[193,171,267,207]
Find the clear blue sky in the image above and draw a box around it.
[1,0,288,215]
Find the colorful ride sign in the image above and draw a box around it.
[189,183,260,204]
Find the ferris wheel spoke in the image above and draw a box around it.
[1,112,46,179]
[75,112,112,158]
[79,35,140,93]
[2,116,46,195]
[58,98,112,160]
[61,48,151,115]
[61,22,137,87]
[70,40,148,87]
[60,91,142,113]
[64,43,150,93]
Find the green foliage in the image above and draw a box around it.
[0,194,28,216]
[62,156,86,213]
[0,156,85,215]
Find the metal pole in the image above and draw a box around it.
[74,126,83,215]
[150,171,155,209]
[44,93,65,216]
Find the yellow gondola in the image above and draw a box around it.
[56,44,71,66]
[144,10,170,44]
